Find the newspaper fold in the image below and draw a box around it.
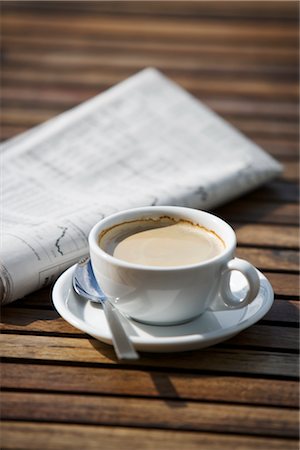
[0,68,282,304]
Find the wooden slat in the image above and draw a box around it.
[2,86,299,123]
[246,183,299,204]
[216,201,299,225]
[2,0,298,19]
[265,273,299,298]
[1,308,298,351]
[3,14,298,44]
[0,108,59,126]
[2,391,298,438]
[282,162,299,182]
[254,138,299,159]
[2,362,298,407]
[2,422,298,450]
[229,119,299,139]
[2,68,298,100]
[1,125,31,141]
[1,2,298,449]
[5,286,52,309]
[3,33,298,65]
[3,50,298,81]
[5,297,300,326]
[227,325,299,350]
[0,334,297,377]
[236,247,299,272]
[0,308,299,350]
[263,299,299,323]
[0,308,80,334]
[235,224,299,248]
[208,99,299,120]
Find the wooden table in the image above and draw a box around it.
[1,2,299,449]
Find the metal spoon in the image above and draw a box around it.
[73,256,139,360]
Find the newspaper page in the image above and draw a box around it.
[0,68,282,304]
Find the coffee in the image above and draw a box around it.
[91,207,260,325]
[99,217,225,267]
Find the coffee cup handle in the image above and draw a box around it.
[219,258,260,308]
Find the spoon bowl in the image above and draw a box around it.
[73,256,139,360]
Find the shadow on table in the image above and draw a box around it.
[213,190,292,225]
[1,306,58,327]
[149,372,187,407]
[89,338,187,407]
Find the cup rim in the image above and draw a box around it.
[88,206,236,271]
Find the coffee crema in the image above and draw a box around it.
[108,220,225,267]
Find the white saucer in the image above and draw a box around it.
[52,265,274,353]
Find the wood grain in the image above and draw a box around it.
[236,247,299,272]
[263,299,299,323]
[2,1,298,18]
[3,13,298,44]
[0,334,298,378]
[2,362,298,407]
[3,34,298,73]
[264,273,299,297]
[245,185,299,205]
[215,201,299,226]
[234,224,299,248]
[2,86,298,123]
[1,2,298,449]
[2,422,298,450]
[253,138,299,159]
[2,68,298,100]
[1,308,298,350]
[4,49,299,79]
[2,391,299,437]
[7,295,300,325]
[0,307,298,350]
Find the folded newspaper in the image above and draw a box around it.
[1,68,282,304]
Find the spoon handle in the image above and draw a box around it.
[102,301,139,360]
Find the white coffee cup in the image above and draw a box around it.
[89,206,260,325]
